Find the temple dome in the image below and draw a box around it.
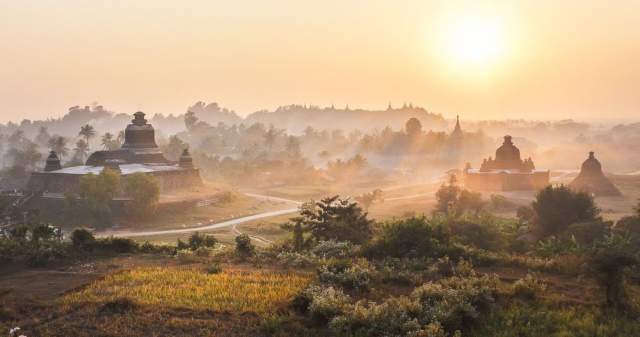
[569,151,621,196]
[494,135,522,168]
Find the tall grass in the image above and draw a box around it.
[63,267,312,313]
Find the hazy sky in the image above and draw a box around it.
[1,0,639,123]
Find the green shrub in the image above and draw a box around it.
[277,251,318,268]
[98,237,138,253]
[305,285,351,324]
[312,240,353,259]
[187,232,218,250]
[364,217,453,259]
[71,228,96,251]
[235,234,255,258]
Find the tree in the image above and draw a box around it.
[79,124,96,147]
[405,117,423,137]
[532,185,600,236]
[124,173,160,218]
[434,175,485,216]
[590,235,639,312]
[35,126,51,147]
[184,110,198,130]
[235,233,255,258]
[48,136,69,159]
[101,132,119,150]
[355,189,384,211]
[163,135,187,161]
[264,126,282,153]
[291,195,373,245]
[71,139,90,164]
[72,168,121,226]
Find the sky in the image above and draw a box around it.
[1,0,639,123]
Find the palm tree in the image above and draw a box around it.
[79,124,96,148]
[72,139,90,164]
[101,132,115,150]
[47,136,69,160]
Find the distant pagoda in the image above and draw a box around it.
[569,152,621,196]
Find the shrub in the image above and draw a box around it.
[25,243,69,267]
[277,251,318,268]
[99,297,137,314]
[99,237,138,253]
[450,218,510,252]
[176,249,197,264]
[188,232,218,250]
[205,262,222,274]
[235,234,255,258]
[71,228,96,250]
[512,273,547,300]
[364,217,452,259]
[312,240,353,259]
[318,258,371,291]
[304,285,351,324]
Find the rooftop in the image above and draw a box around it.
[46,163,188,175]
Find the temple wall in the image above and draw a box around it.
[464,171,549,191]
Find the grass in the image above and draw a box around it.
[63,267,312,313]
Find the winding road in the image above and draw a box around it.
[96,193,301,239]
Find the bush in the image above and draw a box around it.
[312,240,353,259]
[71,228,96,251]
[364,217,453,259]
[205,262,222,274]
[449,218,510,252]
[25,243,69,267]
[235,234,255,258]
[188,232,218,250]
[176,249,197,264]
[277,251,318,268]
[304,285,351,324]
[98,237,138,253]
[532,185,600,236]
[512,273,547,300]
[318,258,371,291]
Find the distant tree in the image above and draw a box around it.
[264,125,283,153]
[48,136,69,159]
[35,126,51,147]
[434,174,484,216]
[184,110,198,130]
[7,140,42,171]
[70,139,90,164]
[405,117,423,137]
[355,189,384,211]
[79,124,96,147]
[532,185,600,236]
[163,135,188,161]
[101,132,119,150]
[124,173,160,218]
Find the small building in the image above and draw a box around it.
[569,152,621,196]
[463,135,549,191]
[26,111,202,195]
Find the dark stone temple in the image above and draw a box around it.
[27,112,202,195]
[569,152,621,196]
[463,135,549,191]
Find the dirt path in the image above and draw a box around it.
[97,193,301,239]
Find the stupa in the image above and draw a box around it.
[463,135,549,191]
[569,152,621,196]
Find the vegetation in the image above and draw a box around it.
[123,172,160,218]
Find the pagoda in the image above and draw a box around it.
[569,152,621,196]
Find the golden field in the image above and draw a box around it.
[63,267,312,313]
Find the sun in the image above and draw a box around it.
[436,11,509,72]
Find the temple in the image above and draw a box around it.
[463,135,549,191]
[569,152,621,196]
[26,112,202,195]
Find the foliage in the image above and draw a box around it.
[123,172,160,218]
[187,232,218,250]
[318,258,372,291]
[512,273,547,300]
[294,285,351,323]
[364,217,456,259]
[287,196,373,246]
[71,228,96,251]
[311,240,353,259]
[532,185,600,236]
[67,168,121,227]
[235,234,255,258]
[354,189,384,211]
[434,175,484,216]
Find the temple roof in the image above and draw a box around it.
[46,163,190,175]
